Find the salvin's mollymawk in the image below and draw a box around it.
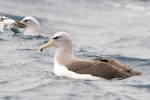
[13,16,40,36]
[39,32,141,80]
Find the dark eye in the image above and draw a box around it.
[53,36,59,40]
[24,19,28,22]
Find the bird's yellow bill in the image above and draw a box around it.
[39,39,54,52]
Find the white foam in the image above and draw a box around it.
[0,16,15,32]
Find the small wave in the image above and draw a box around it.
[0,13,23,21]
[126,84,150,91]
[2,96,19,100]
[22,35,49,40]
[125,4,146,12]
[0,38,8,42]
[106,55,149,62]
[16,48,34,51]
[34,35,50,40]
[0,80,8,84]
[37,39,50,47]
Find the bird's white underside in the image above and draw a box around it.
[54,60,101,80]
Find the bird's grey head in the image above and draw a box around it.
[21,16,39,28]
[39,32,73,51]
[13,16,40,36]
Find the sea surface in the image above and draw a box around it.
[0,0,150,100]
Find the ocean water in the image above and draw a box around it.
[0,0,150,100]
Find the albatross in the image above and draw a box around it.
[13,16,40,36]
[39,32,141,80]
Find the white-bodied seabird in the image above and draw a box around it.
[13,16,40,36]
[39,32,141,80]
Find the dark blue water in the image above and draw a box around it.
[0,0,150,100]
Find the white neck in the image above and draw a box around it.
[24,26,39,36]
[54,45,76,65]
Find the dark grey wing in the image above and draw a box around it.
[94,58,133,72]
[67,61,133,79]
